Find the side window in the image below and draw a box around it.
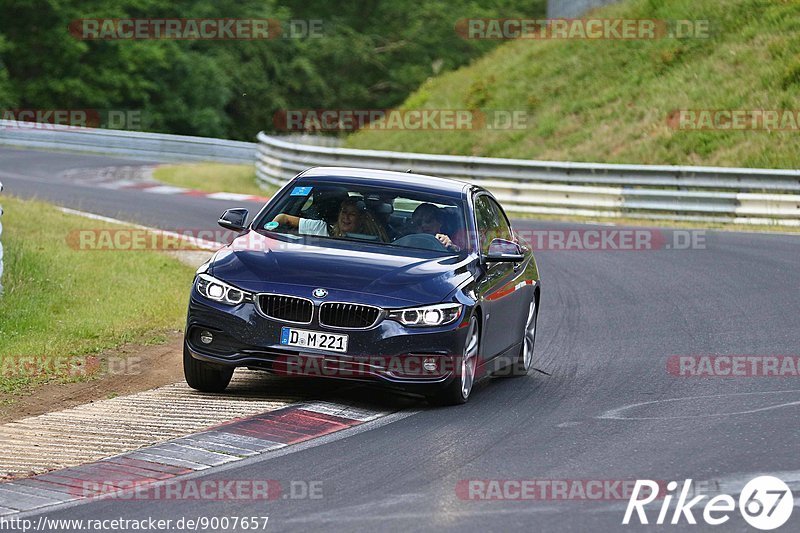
[475,195,513,254]
[488,197,513,244]
[473,195,503,254]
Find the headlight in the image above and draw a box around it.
[195,274,251,305]
[387,303,463,327]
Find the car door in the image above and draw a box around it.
[473,193,529,359]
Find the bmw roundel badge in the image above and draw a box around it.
[313,288,328,299]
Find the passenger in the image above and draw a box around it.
[303,188,349,224]
[411,203,463,252]
[366,193,401,240]
[272,197,388,241]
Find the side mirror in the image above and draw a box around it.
[485,238,524,263]
[218,208,249,232]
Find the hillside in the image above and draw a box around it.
[346,0,800,169]
[0,0,545,140]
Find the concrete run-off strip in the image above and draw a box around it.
[0,370,297,479]
[0,397,389,516]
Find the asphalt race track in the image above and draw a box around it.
[2,147,799,532]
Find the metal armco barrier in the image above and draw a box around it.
[0,120,343,164]
[0,119,797,226]
[256,132,800,226]
[0,120,257,164]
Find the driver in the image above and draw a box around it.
[273,197,388,241]
[411,203,462,252]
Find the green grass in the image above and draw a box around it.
[153,163,276,197]
[0,196,195,393]
[346,0,800,169]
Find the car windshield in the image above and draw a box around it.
[255,180,469,254]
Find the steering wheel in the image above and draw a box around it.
[391,233,448,251]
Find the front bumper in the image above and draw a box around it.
[185,293,471,386]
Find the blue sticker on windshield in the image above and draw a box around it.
[290,186,313,196]
[264,221,279,230]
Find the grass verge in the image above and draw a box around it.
[153,163,276,197]
[346,0,800,169]
[0,196,195,395]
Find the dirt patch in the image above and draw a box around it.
[0,331,185,424]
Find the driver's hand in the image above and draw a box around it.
[436,233,459,251]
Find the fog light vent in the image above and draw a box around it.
[199,330,214,345]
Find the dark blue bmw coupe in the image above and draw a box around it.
[184,167,540,405]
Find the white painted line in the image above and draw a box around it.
[97,179,144,189]
[57,206,224,250]
[206,192,258,201]
[0,486,63,511]
[184,432,286,453]
[146,443,240,466]
[141,185,190,195]
[300,401,390,422]
[124,452,209,471]
[0,483,75,503]
[58,207,147,227]
[174,437,259,457]
[598,389,800,420]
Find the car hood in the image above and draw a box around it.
[209,231,474,306]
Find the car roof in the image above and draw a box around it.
[296,167,473,199]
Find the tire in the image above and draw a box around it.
[503,295,538,377]
[183,344,234,392]
[427,315,479,406]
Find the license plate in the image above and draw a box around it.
[280,327,348,353]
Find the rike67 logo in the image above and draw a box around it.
[624,476,793,530]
